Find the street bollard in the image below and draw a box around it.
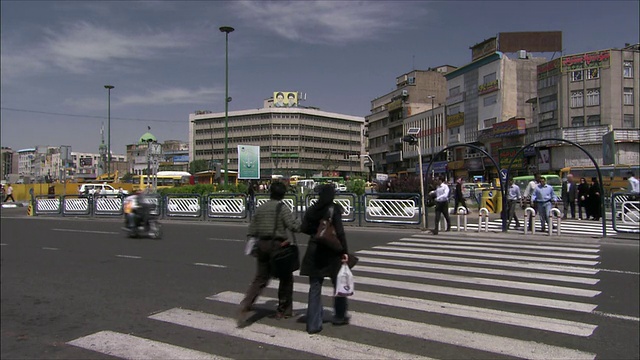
[550,208,562,236]
[478,207,489,232]
[524,207,536,235]
[457,206,468,232]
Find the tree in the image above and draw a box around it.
[189,160,209,174]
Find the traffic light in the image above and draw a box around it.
[402,135,418,146]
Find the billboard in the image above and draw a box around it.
[603,131,616,165]
[273,91,298,107]
[561,50,611,72]
[238,145,260,179]
[471,37,498,62]
[498,31,562,53]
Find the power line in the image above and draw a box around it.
[0,107,184,123]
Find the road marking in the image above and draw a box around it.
[115,254,141,259]
[42,247,59,251]
[372,245,600,266]
[355,265,601,297]
[67,330,227,360]
[357,250,600,275]
[208,238,243,242]
[209,291,596,360]
[150,308,432,360]
[389,241,601,259]
[52,228,119,235]
[194,263,227,268]
[398,237,602,252]
[357,256,599,285]
[0,243,7,246]
[599,268,640,275]
[265,283,597,336]
[413,232,603,247]
[592,311,640,322]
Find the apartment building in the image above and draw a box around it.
[189,98,364,179]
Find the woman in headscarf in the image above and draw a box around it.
[577,177,590,220]
[588,177,602,221]
[300,184,350,334]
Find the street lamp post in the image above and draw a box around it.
[104,85,114,178]
[427,95,435,173]
[219,26,234,188]
[403,128,427,230]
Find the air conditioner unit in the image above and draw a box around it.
[518,50,527,59]
[401,90,408,97]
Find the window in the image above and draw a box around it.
[623,61,633,78]
[586,68,599,79]
[483,117,496,129]
[449,86,460,96]
[624,88,634,105]
[448,105,460,115]
[483,94,497,106]
[483,72,497,84]
[571,116,585,127]
[587,115,601,126]
[586,89,600,106]
[571,70,583,82]
[623,114,635,128]
[571,91,584,108]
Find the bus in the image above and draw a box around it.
[132,171,193,192]
[559,164,640,196]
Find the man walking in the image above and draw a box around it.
[3,183,15,202]
[453,178,469,214]
[430,176,451,235]
[532,177,559,233]
[628,171,639,200]
[523,174,540,231]
[506,179,522,230]
[561,174,577,219]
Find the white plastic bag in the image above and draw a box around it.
[244,237,258,256]
[335,264,354,297]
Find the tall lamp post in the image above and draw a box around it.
[104,85,115,178]
[427,95,435,172]
[403,127,427,230]
[219,26,234,188]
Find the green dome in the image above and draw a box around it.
[139,132,157,144]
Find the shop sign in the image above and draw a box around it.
[561,50,611,72]
[537,58,561,79]
[465,157,485,171]
[418,160,448,174]
[498,147,525,169]
[471,37,498,61]
[446,112,464,128]
[477,128,494,141]
[523,146,537,157]
[447,160,465,170]
[478,79,499,95]
[446,92,465,106]
[492,118,526,138]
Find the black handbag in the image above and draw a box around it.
[269,203,301,278]
[315,205,344,252]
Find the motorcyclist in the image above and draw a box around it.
[123,190,151,233]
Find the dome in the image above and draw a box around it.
[139,132,157,144]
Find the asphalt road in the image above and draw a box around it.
[1,209,639,359]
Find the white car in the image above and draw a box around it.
[79,183,128,196]
[334,183,347,192]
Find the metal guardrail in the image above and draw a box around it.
[63,195,91,216]
[612,192,640,233]
[363,193,421,225]
[207,193,247,219]
[306,194,357,223]
[165,194,202,218]
[35,195,61,215]
[94,195,124,216]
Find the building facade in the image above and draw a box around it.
[189,105,364,179]
[529,43,640,169]
[366,67,454,175]
[1,147,19,181]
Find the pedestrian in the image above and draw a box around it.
[247,182,256,216]
[237,181,301,327]
[506,179,522,230]
[628,171,639,200]
[523,174,540,231]
[588,177,601,221]
[453,177,468,214]
[532,177,559,233]
[561,174,577,219]
[300,184,350,334]
[3,183,15,202]
[577,177,590,220]
[430,176,451,234]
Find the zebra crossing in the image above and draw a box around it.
[451,217,639,235]
[68,233,619,359]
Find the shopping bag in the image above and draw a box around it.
[270,244,300,279]
[244,237,258,256]
[335,264,354,297]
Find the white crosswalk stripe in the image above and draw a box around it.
[455,218,639,235]
[68,233,617,359]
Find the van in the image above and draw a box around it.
[513,174,562,197]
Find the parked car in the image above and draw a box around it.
[78,183,128,196]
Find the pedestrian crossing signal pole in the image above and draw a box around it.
[404,127,427,230]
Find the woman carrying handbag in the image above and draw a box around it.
[300,184,352,334]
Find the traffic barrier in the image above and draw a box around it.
[165,194,202,218]
[35,195,61,215]
[550,208,562,236]
[456,206,468,232]
[27,204,33,216]
[611,192,639,233]
[363,193,421,225]
[524,207,536,235]
[93,194,124,216]
[206,193,247,219]
[62,195,91,216]
[477,207,489,232]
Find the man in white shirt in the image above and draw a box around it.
[628,171,639,199]
[429,176,451,235]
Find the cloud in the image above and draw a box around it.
[232,0,427,45]
[117,87,223,106]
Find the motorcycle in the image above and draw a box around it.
[123,212,162,239]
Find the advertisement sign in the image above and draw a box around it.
[561,50,611,72]
[238,145,260,179]
[471,37,498,61]
[172,155,189,163]
[498,147,525,169]
[446,112,465,128]
[79,157,93,167]
[492,118,526,138]
[538,149,550,172]
[273,91,298,107]
[417,161,447,174]
[478,79,499,95]
[537,58,561,79]
[602,131,616,165]
[465,157,485,172]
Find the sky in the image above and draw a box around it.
[1,0,638,154]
